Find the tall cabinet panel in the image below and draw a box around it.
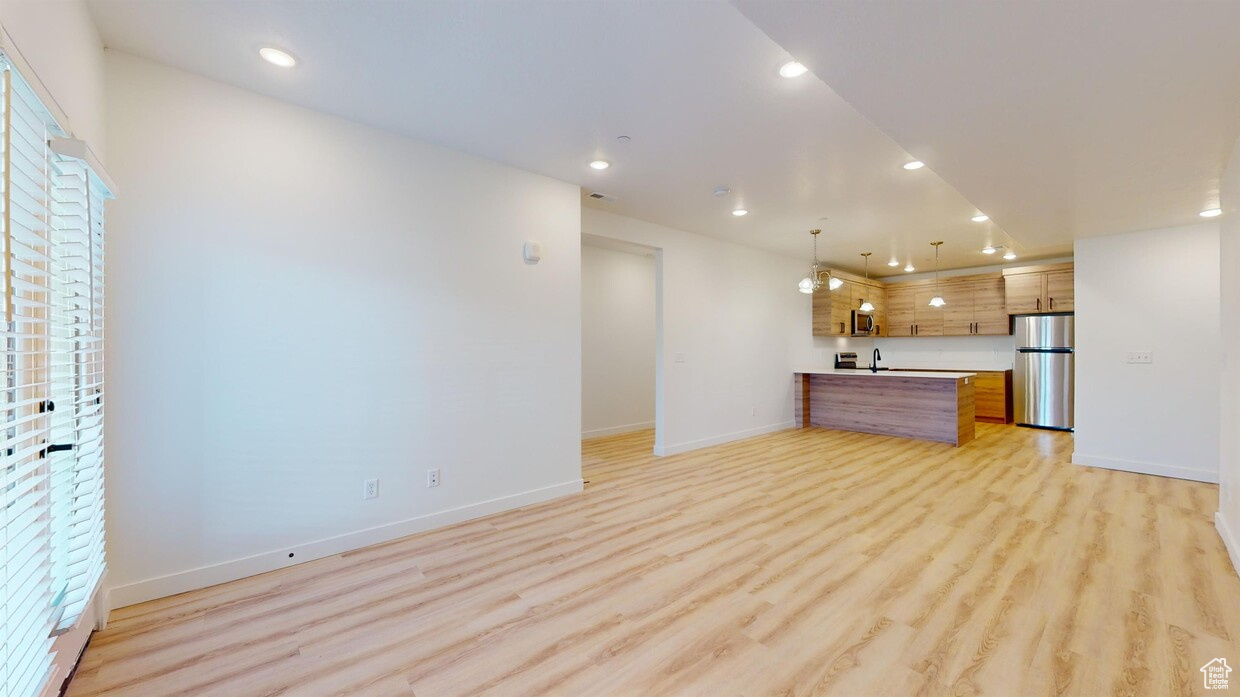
[912,289,945,336]
[1004,273,1046,314]
[972,277,1009,334]
[1046,271,1074,312]
[886,286,915,337]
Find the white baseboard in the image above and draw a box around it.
[107,479,583,609]
[653,420,795,457]
[1218,512,1240,579]
[582,421,655,439]
[1071,452,1218,483]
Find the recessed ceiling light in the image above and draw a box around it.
[732,209,748,217]
[904,264,915,272]
[903,161,925,170]
[259,47,297,68]
[779,61,808,78]
[589,160,611,170]
[1003,251,1017,260]
[981,246,997,254]
[971,214,989,223]
[1200,207,1222,218]
[887,259,900,267]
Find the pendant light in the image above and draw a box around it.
[798,229,844,294]
[928,241,946,307]
[858,253,875,312]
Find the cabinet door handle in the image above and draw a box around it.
[1049,298,1055,310]
[1036,298,1041,312]
[840,321,845,334]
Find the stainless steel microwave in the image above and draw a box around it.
[851,310,876,336]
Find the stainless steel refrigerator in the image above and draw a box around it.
[1013,315,1074,431]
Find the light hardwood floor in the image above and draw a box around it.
[69,425,1240,696]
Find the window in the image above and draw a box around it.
[1,54,112,697]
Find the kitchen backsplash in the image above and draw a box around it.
[809,335,1016,371]
[875,336,1016,371]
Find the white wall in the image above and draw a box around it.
[1073,223,1221,482]
[1218,136,1240,573]
[583,208,840,455]
[0,0,107,159]
[104,52,583,607]
[581,244,656,438]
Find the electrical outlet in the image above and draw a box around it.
[1126,351,1154,364]
[363,478,378,499]
[427,469,441,488]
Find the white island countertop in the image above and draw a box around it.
[794,368,976,379]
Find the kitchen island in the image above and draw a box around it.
[794,369,976,446]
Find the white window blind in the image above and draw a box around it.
[2,57,58,697]
[49,150,108,627]
[2,54,112,697]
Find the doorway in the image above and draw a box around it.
[581,236,658,444]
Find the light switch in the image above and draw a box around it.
[674,353,686,363]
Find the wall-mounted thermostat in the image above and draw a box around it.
[523,241,542,263]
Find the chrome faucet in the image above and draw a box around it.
[871,347,882,373]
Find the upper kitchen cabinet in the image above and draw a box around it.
[941,276,1008,335]
[972,277,1009,334]
[811,281,852,337]
[1045,270,1074,312]
[1002,263,1074,314]
[886,286,915,337]
[811,273,888,337]
[850,282,886,336]
[883,274,1006,337]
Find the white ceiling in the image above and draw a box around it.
[733,0,1240,249]
[85,0,1238,276]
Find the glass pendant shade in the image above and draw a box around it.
[859,300,875,312]
[827,276,844,290]
[928,295,946,308]
[798,277,814,294]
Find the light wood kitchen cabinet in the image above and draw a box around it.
[943,277,1009,335]
[811,287,839,336]
[811,282,852,337]
[885,285,945,336]
[1045,270,1074,312]
[1002,263,1074,314]
[941,284,975,335]
[879,274,1009,337]
[973,370,1013,423]
[850,282,886,336]
[1004,273,1045,314]
[886,286,915,337]
[972,278,1009,334]
[912,288,944,336]
[812,279,887,337]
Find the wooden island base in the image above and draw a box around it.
[795,371,975,446]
